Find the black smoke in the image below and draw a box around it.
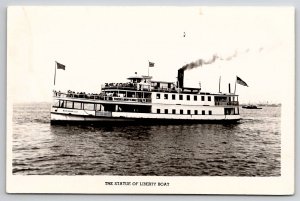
[180,50,239,71]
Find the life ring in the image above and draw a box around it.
[142,98,146,103]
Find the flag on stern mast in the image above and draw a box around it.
[149,61,155,67]
[56,61,66,70]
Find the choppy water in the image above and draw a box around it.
[12,103,281,176]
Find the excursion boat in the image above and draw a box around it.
[50,69,241,124]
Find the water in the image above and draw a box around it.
[12,103,281,176]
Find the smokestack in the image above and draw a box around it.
[178,69,184,88]
[228,83,231,93]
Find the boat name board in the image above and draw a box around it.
[62,109,79,113]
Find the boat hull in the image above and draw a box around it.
[50,111,241,125]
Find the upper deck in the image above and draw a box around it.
[53,90,239,106]
[53,72,239,107]
[102,74,201,94]
[53,90,152,104]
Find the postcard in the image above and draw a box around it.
[6,6,295,194]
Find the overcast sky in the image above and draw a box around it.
[8,6,294,104]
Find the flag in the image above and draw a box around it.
[236,76,248,87]
[149,61,155,67]
[56,61,65,70]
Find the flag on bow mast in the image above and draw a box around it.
[54,61,66,85]
[236,76,248,87]
[234,76,248,95]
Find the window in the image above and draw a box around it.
[194,96,197,101]
[172,94,176,100]
[180,109,184,114]
[224,108,234,115]
[209,110,212,115]
[96,104,102,111]
[59,100,65,108]
[194,110,198,115]
[202,110,205,115]
[201,96,205,101]
[53,100,60,107]
[66,101,73,108]
[74,102,82,110]
[187,110,191,114]
[208,96,211,101]
[187,95,190,101]
[84,103,95,110]
[165,109,168,114]
[179,95,183,100]
[157,109,160,114]
[164,94,168,100]
[172,109,176,114]
[156,93,160,99]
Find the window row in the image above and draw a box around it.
[156,93,211,101]
[54,100,102,110]
[156,109,212,115]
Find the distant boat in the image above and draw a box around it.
[242,105,262,109]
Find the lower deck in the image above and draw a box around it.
[52,97,239,116]
[51,95,240,124]
[51,107,240,124]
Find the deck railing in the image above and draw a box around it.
[102,83,137,90]
[102,85,137,90]
[101,83,178,93]
[53,91,151,103]
[215,101,239,106]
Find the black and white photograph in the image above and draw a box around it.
[6,6,294,194]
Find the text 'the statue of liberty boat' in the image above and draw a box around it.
[51,61,248,124]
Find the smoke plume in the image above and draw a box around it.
[180,50,239,71]
[179,46,265,71]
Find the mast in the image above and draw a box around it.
[234,76,237,94]
[218,76,221,93]
[54,62,57,86]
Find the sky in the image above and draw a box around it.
[7,6,294,104]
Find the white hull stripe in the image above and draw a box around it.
[51,112,240,121]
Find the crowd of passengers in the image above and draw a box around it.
[104,82,179,92]
[104,82,136,88]
[53,90,147,100]
[53,90,105,99]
